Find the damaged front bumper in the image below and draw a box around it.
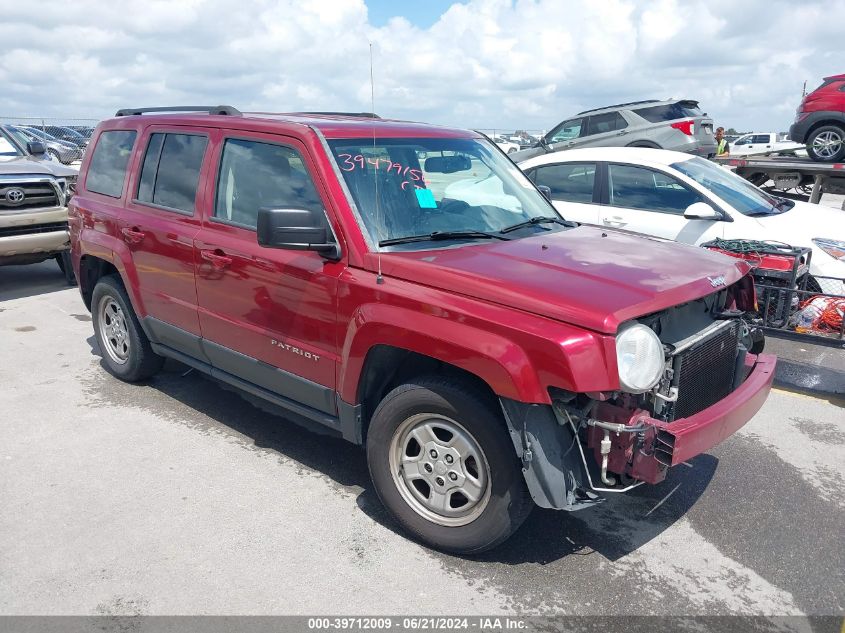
[583,353,776,485]
[500,353,776,510]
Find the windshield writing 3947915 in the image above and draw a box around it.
[337,153,426,190]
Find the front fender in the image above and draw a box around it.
[338,303,544,404]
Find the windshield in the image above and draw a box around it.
[327,137,561,247]
[671,157,786,216]
[0,129,23,159]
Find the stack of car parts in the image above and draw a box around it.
[701,239,845,344]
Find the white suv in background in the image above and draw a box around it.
[518,147,845,295]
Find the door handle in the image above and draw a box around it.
[200,249,233,269]
[121,227,145,244]
[616,131,628,136]
[602,216,627,227]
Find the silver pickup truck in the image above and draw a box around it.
[1,124,78,282]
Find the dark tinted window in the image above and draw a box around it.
[136,133,207,213]
[585,112,627,136]
[633,101,703,123]
[608,164,703,214]
[214,139,323,229]
[547,118,583,142]
[752,134,771,144]
[86,130,137,198]
[532,163,596,203]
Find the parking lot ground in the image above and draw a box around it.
[1,263,844,617]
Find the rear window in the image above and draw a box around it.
[633,102,703,123]
[86,130,137,198]
[136,133,207,213]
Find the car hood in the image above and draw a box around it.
[379,225,750,334]
[748,201,843,244]
[0,155,78,177]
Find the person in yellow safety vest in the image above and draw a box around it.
[715,127,730,157]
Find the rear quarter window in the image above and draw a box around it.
[85,130,137,198]
[633,102,703,123]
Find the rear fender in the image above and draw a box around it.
[78,226,147,318]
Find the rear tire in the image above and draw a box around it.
[806,125,845,162]
[366,377,533,554]
[91,275,163,382]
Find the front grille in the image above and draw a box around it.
[0,221,68,239]
[0,181,60,212]
[671,321,740,420]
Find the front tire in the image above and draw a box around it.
[806,125,845,162]
[91,275,163,382]
[367,377,533,554]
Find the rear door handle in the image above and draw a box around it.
[200,249,233,269]
[121,227,145,244]
[616,131,628,136]
[602,216,627,227]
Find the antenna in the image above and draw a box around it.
[370,42,384,285]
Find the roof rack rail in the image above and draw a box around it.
[115,105,241,117]
[297,111,380,119]
[577,100,661,115]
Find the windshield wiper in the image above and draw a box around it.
[500,215,574,234]
[379,230,510,247]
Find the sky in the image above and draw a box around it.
[1,0,843,133]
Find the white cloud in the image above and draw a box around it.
[0,0,842,133]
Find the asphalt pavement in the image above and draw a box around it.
[0,262,843,618]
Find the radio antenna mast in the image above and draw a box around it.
[370,42,384,285]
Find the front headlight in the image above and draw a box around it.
[615,323,665,393]
[812,238,845,261]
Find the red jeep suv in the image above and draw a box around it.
[69,106,775,553]
[790,73,845,162]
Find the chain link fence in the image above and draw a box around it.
[1,116,101,166]
[476,128,547,150]
[1,115,543,165]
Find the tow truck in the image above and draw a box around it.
[716,154,845,208]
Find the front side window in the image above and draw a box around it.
[327,137,561,247]
[607,163,703,214]
[531,163,596,203]
[547,118,583,143]
[137,133,207,213]
[214,138,323,229]
[585,112,627,136]
[86,130,137,198]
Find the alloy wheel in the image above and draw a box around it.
[811,130,843,159]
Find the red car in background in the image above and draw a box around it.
[790,73,845,162]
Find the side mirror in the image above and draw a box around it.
[537,185,552,200]
[684,202,721,220]
[27,141,46,155]
[256,207,340,260]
